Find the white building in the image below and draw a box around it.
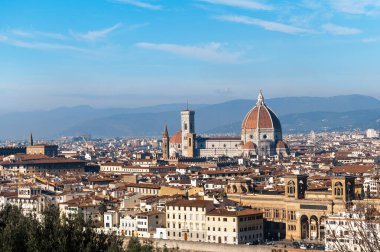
[363,177,380,198]
[325,211,380,252]
[1,186,46,215]
[166,199,213,242]
[165,199,264,244]
[366,129,379,139]
[120,213,137,237]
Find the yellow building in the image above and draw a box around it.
[227,175,356,241]
[26,144,58,157]
[206,208,263,244]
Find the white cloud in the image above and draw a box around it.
[330,0,380,15]
[215,15,310,34]
[10,29,67,40]
[136,42,242,63]
[0,35,90,53]
[322,23,361,35]
[70,23,121,42]
[198,0,272,11]
[111,0,161,10]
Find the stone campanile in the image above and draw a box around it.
[181,109,195,157]
[162,124,170,160]
[28,132,34,146]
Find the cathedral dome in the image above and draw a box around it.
[242,91,281,131]
[243,141,257,150]
[170,131,182,144]
[276,140,288,149]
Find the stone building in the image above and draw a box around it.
[227,175,356,241]
[165,199,264,244]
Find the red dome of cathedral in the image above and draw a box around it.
[170,131,182,144]
[242,141,257,150]
[276,140,288,149]
[241,91,281,130]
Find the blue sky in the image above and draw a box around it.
[1,0,380,112]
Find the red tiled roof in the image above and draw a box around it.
[170,131,182,144]
[242,104,281,130]
[243,141,257,150]
[207,208,262,217]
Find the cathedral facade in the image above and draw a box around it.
[162,91,289,159]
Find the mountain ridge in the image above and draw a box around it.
[0,94,379,139]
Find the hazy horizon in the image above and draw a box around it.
[0,93,378,114]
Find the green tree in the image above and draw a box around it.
[127,236,141,252]
[366,184,371,199]
[0,204,124,252]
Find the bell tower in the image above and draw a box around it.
[162,125,170,160]
[181,108,195,157]
[285,175,308,199]
[28,132,34,146]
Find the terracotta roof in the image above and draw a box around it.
[0,158,86,166]
[243,141,257,150]
[137,210,163,216]
[207,208,262,217]
[170,131,182,144]
[242,103,281,130]
[276,140,288,149]
[125,183,161,189]
[332,165,375,174]
[166,199,213,208]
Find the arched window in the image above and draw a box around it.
[334,182,343,197]
[288,180,295,196]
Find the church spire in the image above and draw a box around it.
[162,124,170,160]
[163,124,169,137]
[28,132,34,146]
[257,90,264,105]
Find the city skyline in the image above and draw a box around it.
[1,0,380,112]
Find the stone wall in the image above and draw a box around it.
[125,238,273,252]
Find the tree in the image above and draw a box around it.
[366,185,371,199]
[0,204,124,252]
[360,186,365,200]
[127,237,142,252]
[326,202,380,252]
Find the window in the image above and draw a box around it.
[335,182,344,197]
[287,180,295,196]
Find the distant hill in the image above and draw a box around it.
[206,109,380,134]
[0,95,379,139]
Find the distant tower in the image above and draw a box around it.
[162,124,170,160]
[28,132,34,146]
[309,130,316,143]
[181,107,195,157]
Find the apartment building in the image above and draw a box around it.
[206,208,263,244]
[166,199,214,242]
[165,199,264,244]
